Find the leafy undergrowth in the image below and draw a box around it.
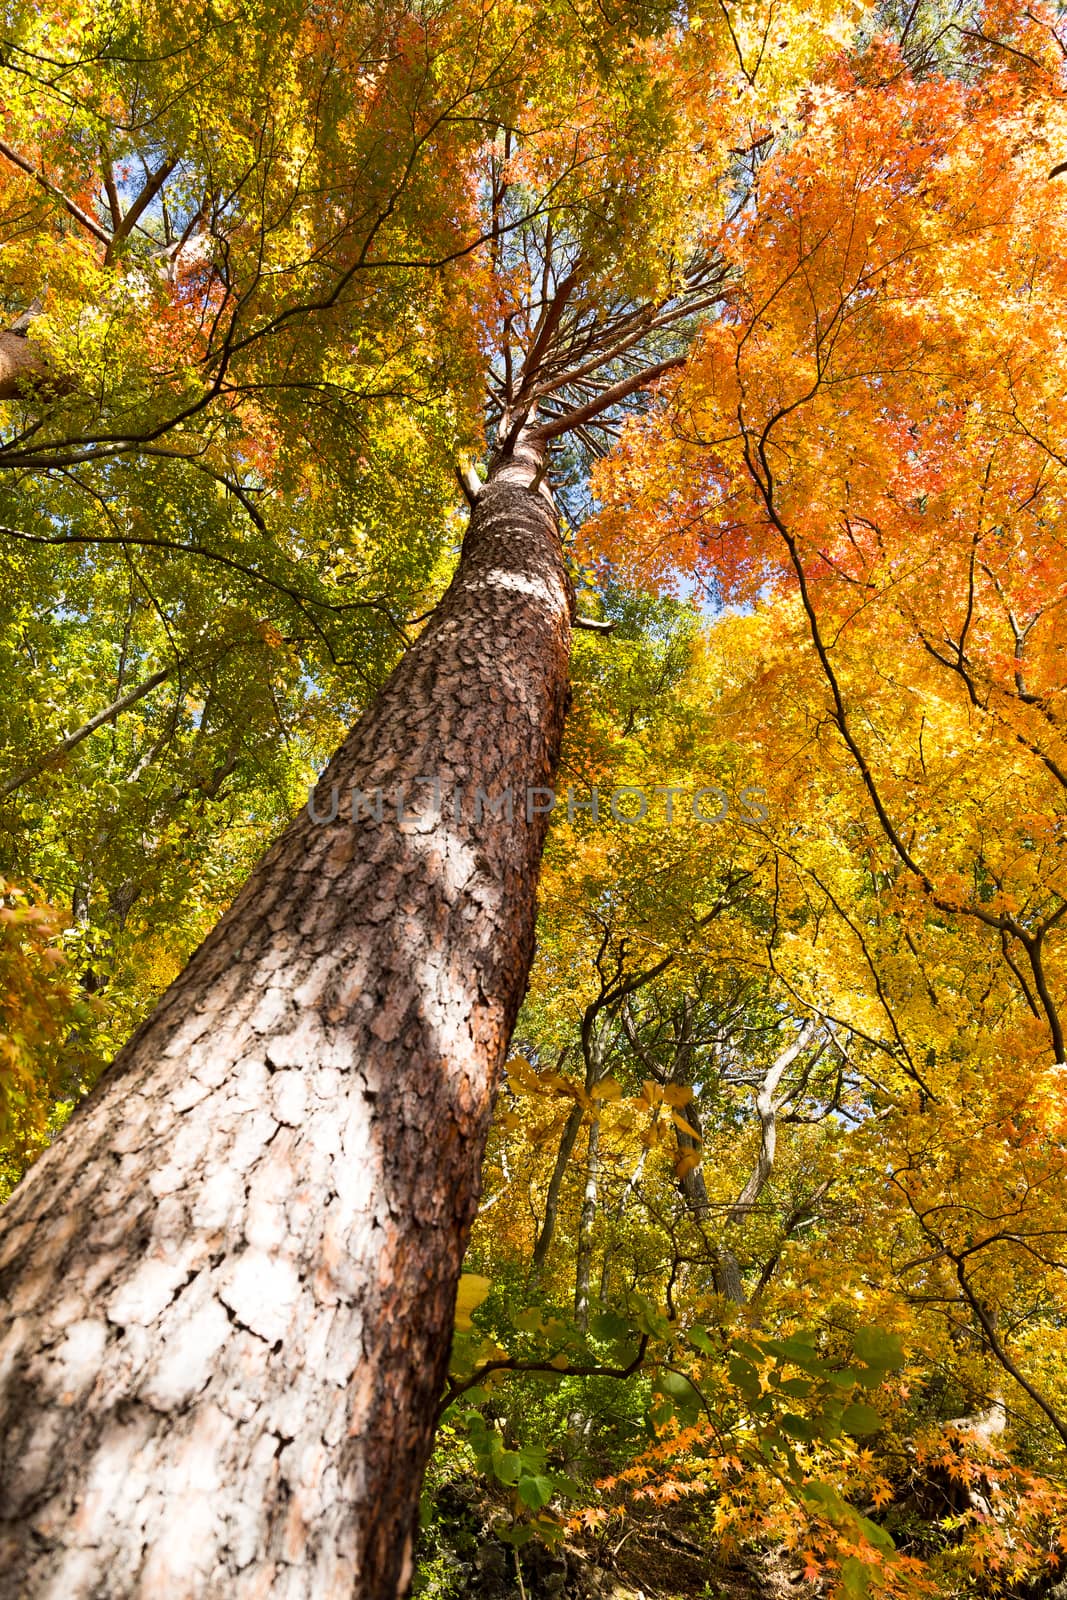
[414,1475,811,1600]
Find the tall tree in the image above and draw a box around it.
[0,0,886,1590]
[0,1,771,1591]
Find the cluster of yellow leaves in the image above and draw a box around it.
[0,880,101,1196]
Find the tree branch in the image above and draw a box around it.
[0,138,111,247]
[0,666,172,799]
[436,1334,649,1423]
[529,356,685,442]
[107,157,178,260]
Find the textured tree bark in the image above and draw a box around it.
[0,329,70,399]
[0,433,572,1599]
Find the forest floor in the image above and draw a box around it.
[578,1533,801,1600]
[415,1481,808,1600]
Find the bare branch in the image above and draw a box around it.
[530,355,686,442]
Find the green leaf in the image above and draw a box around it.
[517,1474,555,1511]
[728,1356,760,1401]
[778,1376,814,1398]
[765,1333,817,1361]
[447,1332,475,1380]
[549,1472,583,1499]
[498,1524,537,1547]
[651,1369,703,1427]
[632,1297,670,1340]
[780,1413,820,1442]
[512,1307,547,1334]
[840,1556,872,1599]
[853,1327,903,1370]
[492,1445,522,1486]
[590,1311,631,1343]
[850,1510,895,1555]
[841,1402,882,1436]
[801,1481,849,1518]
[516,1443,548,1474]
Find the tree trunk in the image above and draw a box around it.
[530,1098,584,1276]
[597,1147,647,1305]
[668,1072,744,1304]
[531,1019,608,1279]
[574,1116,600,1331]
[0,328,70,399]
[0,433,573,1599]
[674,1092,710,1223]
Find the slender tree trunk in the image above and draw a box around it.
[530,1099,584,1275]
[0,434,573,1600]
[668,1065,744,1303]
[574,1116,600,1331]
[531,1019,607,1278]
[714,1024,817,1307]
[674,1093,710,1223]
[598,1147,647,1305]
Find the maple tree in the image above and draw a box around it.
[553,8,1067,1593]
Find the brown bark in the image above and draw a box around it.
[0,433,573,1599]
[0,329,70,400]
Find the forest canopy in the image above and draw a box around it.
[2,1,1067,1597]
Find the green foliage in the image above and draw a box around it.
[3,2,1067,1595]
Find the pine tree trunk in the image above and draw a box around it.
[0,434,572,1600]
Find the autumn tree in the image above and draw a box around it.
[576,8,1067,1585]
[10,0,1062,1594]
[0,0,858,1590]
[440,503,1067,1596]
